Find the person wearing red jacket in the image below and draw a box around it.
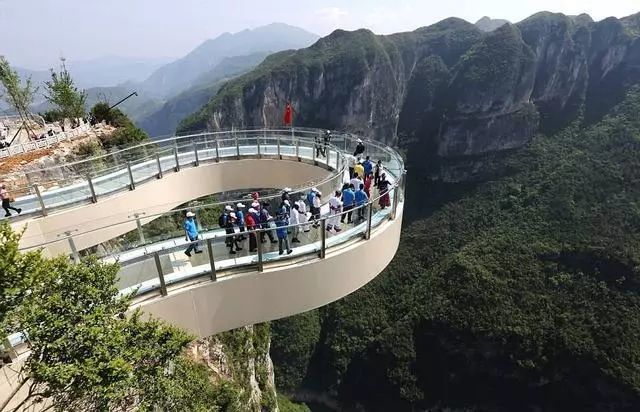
[245,208,259,252]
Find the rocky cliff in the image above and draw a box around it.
[179,12,640,181]
[190,324,280,411]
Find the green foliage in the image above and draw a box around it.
[272,88,640,410]
[147,355,243,412]
[0,56,37,121]
[0,224,205,411]
[271,311,321,392]
[277,394,311,412]
[90,102,130,128]
[101,122,149,149]
[72,140,104,158]
[41,109,64,123]
[44,58,87,121]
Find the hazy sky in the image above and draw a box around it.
[1,0,638,69]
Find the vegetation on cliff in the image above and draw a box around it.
[272,88,640,410]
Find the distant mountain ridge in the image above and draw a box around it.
[137,23,320,99]
[475,16,510,32]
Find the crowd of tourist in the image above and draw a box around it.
[183,136,395,259]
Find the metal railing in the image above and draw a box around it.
[6,128,405,298]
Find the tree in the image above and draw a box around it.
[44,58,87,128]
[0,56,38,139]
[0,222,197,411]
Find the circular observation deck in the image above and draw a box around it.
[3,128,405,337]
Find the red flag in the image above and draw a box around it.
[283,103,293,125]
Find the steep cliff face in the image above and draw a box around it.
[179,12,640,181]
[190,324,280,411]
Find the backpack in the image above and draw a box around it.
[218,213,227,228]
[306,191,315,205]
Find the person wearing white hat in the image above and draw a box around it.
[322,130,332,156]
[353,138,365,157]
[183,211,202,257]
[224,211,242,254]
[236,203,247,241]
[296,195,310,232]
[327,190,343,233]
[245,208,259,252]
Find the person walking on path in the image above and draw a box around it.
[275,205,293,255]
[1,184,21,217]
[346,154,357,179]
[236,203,247,241]
[364,173,373,199]
[355,183,369,221]
[246,208,259,253]
[378,173,392,209]
[374,160,383,186]
[322,130,332,157]
[296,195,310,232]
[225,212,243,254]
[354,160,365,182]
[353,138,365,157]
[327,190,343,233]
[260,202,278,244]
[184,211,202,257]
[341,184,355,224]
[363,156,374,177]
[350,174,363,198]
[290,202,302,243]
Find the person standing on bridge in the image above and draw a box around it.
[183,211,202,257]
[236,203,247,241]
[246,208,259,253]
[296,195,310,232]
[225,212,243,255]
[327,190,343,233]
[1,184,21,217]
[378,173,392,209]
[354,138,365,157]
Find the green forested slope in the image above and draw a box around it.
[272,89,640,411]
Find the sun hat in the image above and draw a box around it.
[248,208,257,214]
[284,200,291,206]
[225,205,233,212]
[229,212,237,219]
[252,201,260,208]
[186,211,195,217]
[237,203,246,208]
[283,187,292,192]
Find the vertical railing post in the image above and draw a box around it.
[215,138,220,162]
[235,133,240,159]
[365,203,373,240]
[33,184,47,216]
[59,231,80,263]
[193,141,199,166]
[295,137,300,161]
[206,238,217,281]
[132,212,146,244]
[319,218,327,259]
[87,175,97,203]
[312,140,317,165]
[173,145,180,172]
[127,161,135,190]
[257,132,262,158]
[154,252,168,296]
[277,135,281,159]
[155,153,163,179]
[391,182,401,220]
[256,230,264,272]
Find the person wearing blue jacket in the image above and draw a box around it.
[275,205,293,255]
[355,183,369,221]
[183,211,202,257]
[341,184,356,224]
[236,203,247,241]
[363,156,374,177]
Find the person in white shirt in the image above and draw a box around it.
[312,190,322,228]
[346,154,357,179]
[296,195,310,232]
[327,190,343,232]
[350,174,363,198]
[289,202,301,243]
[1,184,21,217]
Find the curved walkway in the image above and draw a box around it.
[3,128,405,337]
